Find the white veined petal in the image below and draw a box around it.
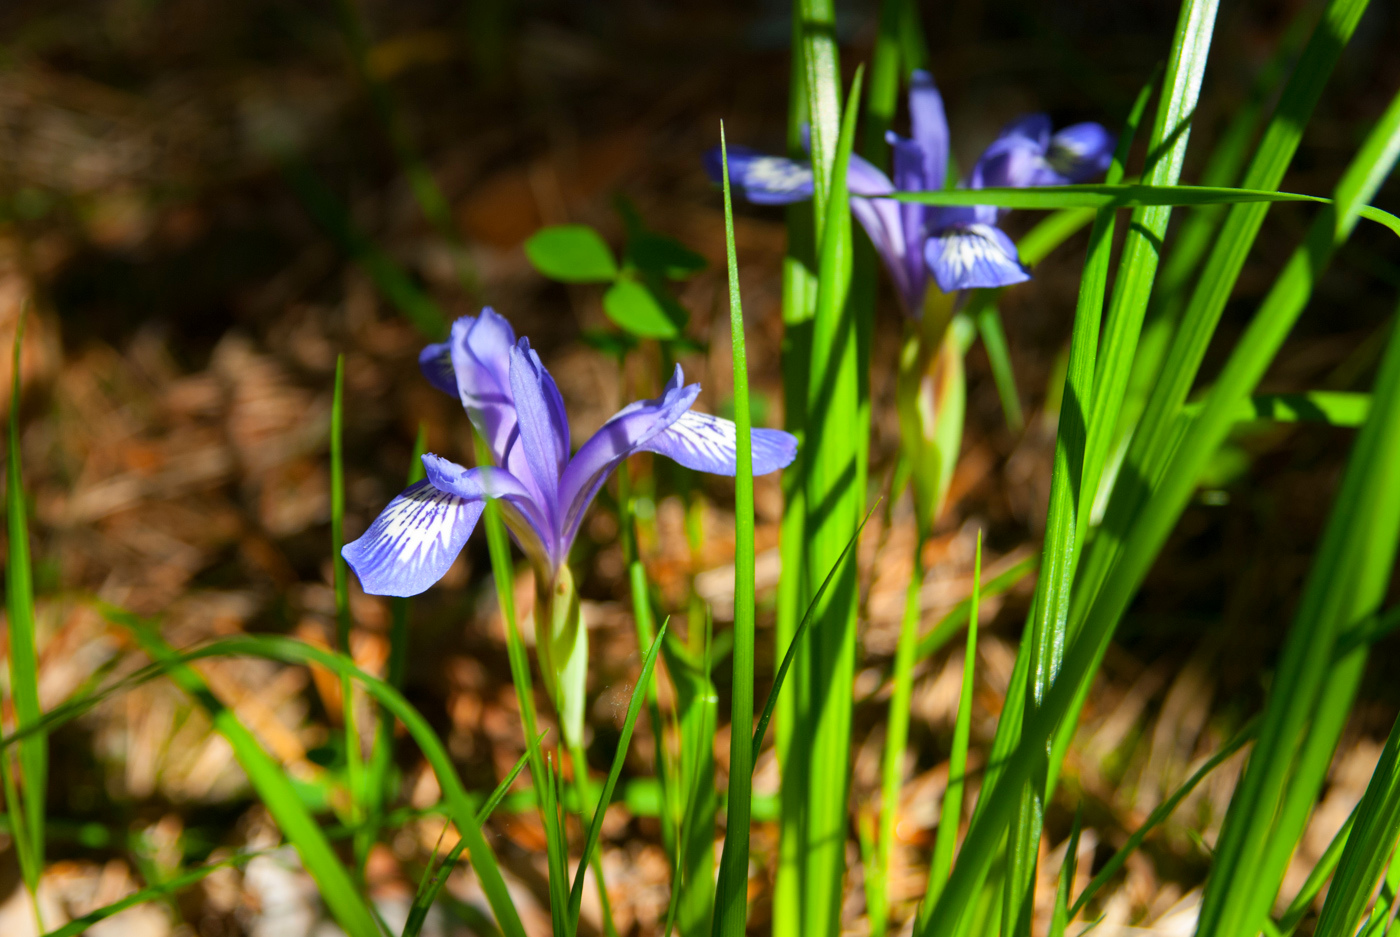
[640,410,798,477]
[342,480,484,597]
[925,223,1031,292]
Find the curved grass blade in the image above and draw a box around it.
[920,532,983,922]
[567,621,668,929]
[114,617,383,937]
[5,310,45,921]
[1067,717,1258,919]
[98,614,530,937]
[1277,803,1358,934]
[1183,390,1372,426]
[1047,805,1084,937]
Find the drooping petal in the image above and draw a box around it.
[703,145,814,204]
[908,70,950,190]
[342,479,485,598]
[1046,122,1115,183]
[925,223,1030,292]
[506,339,570,522]
[557,365,700,548]
[639,410,797,476]
[969,114,1053,190]
[447,309,519,466]
[852,194,924,316]
[421,453,557,572]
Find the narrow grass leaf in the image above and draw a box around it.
[713,124,759,937]
[922,532,983,921]
[1047,806,1084,937]
[5,312,45,904]
[568,622,668,928]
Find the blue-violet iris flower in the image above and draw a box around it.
[705,70,1113,313]
[343,308,798,597]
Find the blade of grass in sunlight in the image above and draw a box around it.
[1081,0,1374,617]
[926,0,1221,925]
[1121,0,1322,449]
[282,159,449,340]
[1184,390,1372,425]
[1311,714,1400,937]
[957,85,1400,937]
[911,555,1037,664]
[1000,68,1158,937]
[773,3,834,929]
[971,300,1024,432]
[568,621,667,929]
[1067,717,1258,919]
[119,620,383,937]
[920,532,982,922]
[540,751,571,937]
[712,123,759,937]
[798,66,866,937]
[5,312,45,920]
[331,355,369,874]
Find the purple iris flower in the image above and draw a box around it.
[343,308,798,597]
[705,71,1113,313]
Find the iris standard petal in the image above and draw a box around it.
[557,364,700,547]
[970,113,1053,190]
[1046,122,1115,183]
[342,479,485,598]
[449,310,519,467]
[908,70,950,190]
[853,194,925,316]
[925,223,1031,292]
[507,339,571,520]
[639,410,797,476]
[847,153,896,197]
[703,145,814,204]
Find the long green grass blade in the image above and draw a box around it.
[1277,803,1357,934]
[798,66,865,937]
[712,124,760,937]
[922,0,1221,927]
[1001,69,1158,937]
[568,622,667,928]
[1046,806,1083,937]
[1067,717,1257,919]
[1185,390,1372,425]
[5,312,45,910]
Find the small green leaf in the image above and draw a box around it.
[525,225,619,282]
[603,276,683,339]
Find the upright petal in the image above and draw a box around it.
[639,410,797,476]
[847,153,896,197]
[447,309,519,466]
[852,194,923,316]
[908,70,950,190]
[970,114,1052,190]
[343,479,485,598]
[925,224,1030,292]
[506,339,570,524]
[703,145,814,204]
[1046,122,1115,183]
[558,365,700,549]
